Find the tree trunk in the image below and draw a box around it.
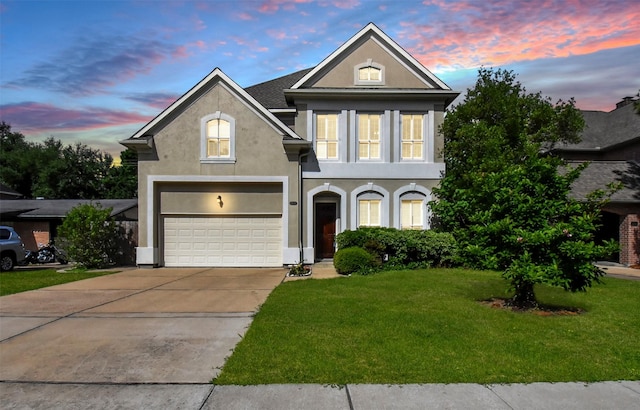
[510,281,538,309]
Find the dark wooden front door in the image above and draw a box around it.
[315,203,336,259]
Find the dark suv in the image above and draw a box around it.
[0,226,26,271]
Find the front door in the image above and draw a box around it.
[315,203,336,260]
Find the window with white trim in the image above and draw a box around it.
[359,199,381,227]
[354,59,385,85]
[358,113,381,160]
[201,112,235,163]
[316,113,339,160]
[401,199,423,230]
[401,114,424,160]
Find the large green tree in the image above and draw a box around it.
[104,148,138,198]
[431,68,617,308]
[0,122,136,199]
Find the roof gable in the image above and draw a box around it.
[291,23,451,90]
[125,68,301,141]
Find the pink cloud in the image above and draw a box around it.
[319,0,361,9]
[404,0,640,70]
[230,36,270,53]
[257,0,314,14]
[0,102,151,134]
[236,12,254,20]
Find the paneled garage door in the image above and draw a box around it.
[163,216,282,267]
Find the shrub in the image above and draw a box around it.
[335,228,459,269]
[333,247,376,275]
[58,203,119,269]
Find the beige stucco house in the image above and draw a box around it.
[121,23,459,268]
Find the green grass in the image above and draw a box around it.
[0,268,116,296]
[215,269,640,385]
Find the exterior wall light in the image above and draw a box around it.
[217,195,223,207]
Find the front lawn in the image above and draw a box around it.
[0,268,115,296]
[215,269,640,385]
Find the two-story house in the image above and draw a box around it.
[121,23,459,268]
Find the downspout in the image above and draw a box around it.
[298,150,311,264]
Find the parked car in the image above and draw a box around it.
[0,226,26,271]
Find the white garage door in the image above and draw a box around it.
[163,216,282,267]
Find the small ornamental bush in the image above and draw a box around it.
[333,247,376,275]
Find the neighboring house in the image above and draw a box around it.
[121,23,459,268]
[0,183,22,200]
[0,199,138,264]
[553,98,640,266]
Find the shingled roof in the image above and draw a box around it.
[244,68,313,109]
[0,199,138,219]
[558,102,640,151]
[569,161,640,203]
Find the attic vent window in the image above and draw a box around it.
[355,59,385,85]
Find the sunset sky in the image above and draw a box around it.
[1,0,638,161]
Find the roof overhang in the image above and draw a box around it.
[119,135,154,153]
[285,88,460,107]
[283,139,313,156]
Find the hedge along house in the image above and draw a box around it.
[121,23,459,268]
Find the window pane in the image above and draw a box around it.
[208,140,219,157]
[326,115,337,138]
[402,142,412,158]
[317,141,327,159]
[317,117,327,140]
[219,139,230,157]
[359,68,369,81]
[359,201,369,226]
[413,143,423,159]
[412,116,423,139]
[359,142,369,159]
[412,201,423,227]
[218,120,230,137]
[207,120,219,138]
[370,142,380,159]
[370,68,380,81]
[401,201,411,228]
[370,200,381,226]
[327,142,338,159]
[359,115,369,139]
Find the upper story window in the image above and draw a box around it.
[207,119,230,158]
[316,113,339,160]
[359,66,381,82]
[401,114,424,160]
[354,59,385,85]
[358,113,381,160]
[201,112,236,163]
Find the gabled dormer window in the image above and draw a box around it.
[201,112,236,163]
[354,59,384,85]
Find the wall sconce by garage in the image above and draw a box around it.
[216,195,223,207]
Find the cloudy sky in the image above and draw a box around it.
[1,0,638,161]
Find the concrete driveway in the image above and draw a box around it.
[0,267,286,408]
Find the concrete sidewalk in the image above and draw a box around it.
[2,381,639,409]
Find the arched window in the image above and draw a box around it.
[354,59,385,85]
[393,185,432,230]
[400,192,426,230]
[201,112,236,163]
[358,192,383,227]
